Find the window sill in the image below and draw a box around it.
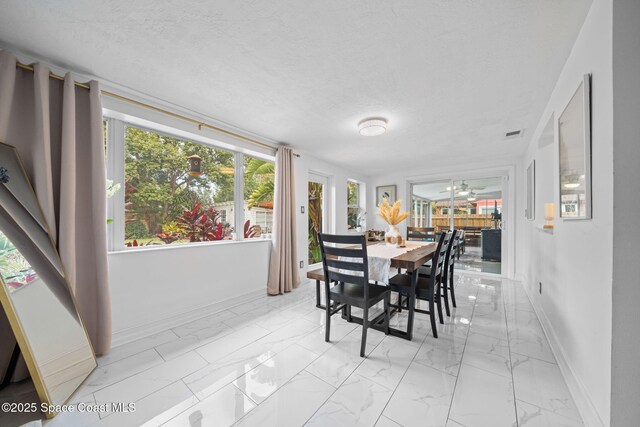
[108,237,271,255]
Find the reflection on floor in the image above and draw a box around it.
[3,273,583,426]
[457,246,502,275]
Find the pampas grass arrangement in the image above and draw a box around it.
[377,198,409,225]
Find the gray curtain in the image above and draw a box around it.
[267,146,300,295]
[0,50,111,355]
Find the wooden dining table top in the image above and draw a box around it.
[366,241,438,271]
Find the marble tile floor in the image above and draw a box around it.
[6,273,583,427]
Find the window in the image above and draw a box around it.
[123,126,235,247]
[347,180,360,230]
[243,155,275,238]
[105,115,276,250]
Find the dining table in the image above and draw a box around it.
[307,240,439,341]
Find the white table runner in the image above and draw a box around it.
[338,241,430,284]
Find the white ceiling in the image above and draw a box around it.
[0,1,592,174]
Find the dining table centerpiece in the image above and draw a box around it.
[377,198,409,247]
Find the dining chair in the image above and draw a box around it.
[318,233,390,357]
[443,230,461,312]
[406,227,436,242]
[388,231,452,338]
[426,229,459,317]
[456,229,466,259]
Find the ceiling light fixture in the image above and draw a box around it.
[467,196,476,201]
[564,182,580,188]
[459,190,470,196]
[358,118,387,136]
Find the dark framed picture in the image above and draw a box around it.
[376,185,397,205]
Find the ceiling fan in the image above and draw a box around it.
[440,181,486,196]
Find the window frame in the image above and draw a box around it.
[346,179,361,231]
[105,115,274,252]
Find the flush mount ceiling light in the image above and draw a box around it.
[358,118,387,136]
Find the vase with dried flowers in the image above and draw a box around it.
[377,198,409,247]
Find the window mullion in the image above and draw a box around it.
[108,118,126,251]
[234,152,244,240]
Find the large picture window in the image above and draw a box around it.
[105,117,275,250]
[123,126,235,246]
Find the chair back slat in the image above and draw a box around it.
[318,233,369,292]
[407,227,435,242]
[445,229,459,270]
[325,258,366,272]
[429,231,452,278]
[322,245,365,258]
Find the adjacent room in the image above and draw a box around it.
[0,1,638,426]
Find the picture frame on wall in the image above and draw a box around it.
[526,160,535,220]
[558,73,592,220]
[376,185,396,205]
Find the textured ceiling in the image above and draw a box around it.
[0,1,591,174]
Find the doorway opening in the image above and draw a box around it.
[410,176,505,275]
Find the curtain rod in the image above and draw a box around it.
[15,62,276,152]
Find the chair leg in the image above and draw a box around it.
[442,274,451,317]
[449,267,457,308]
[436,283,444,325]
[397,291,402,313]
[325,294,331,342]
[384,293,390,335]
[406,292,416,341]
[429,294,438,338]
[360,306,368,357]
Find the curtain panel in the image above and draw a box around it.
[267,146,300,295]
[0,50,111,355]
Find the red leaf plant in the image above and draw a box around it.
[177,204,224,242]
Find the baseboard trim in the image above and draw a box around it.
[521,282,606,427]
[111,287,266,348]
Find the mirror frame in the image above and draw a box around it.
[558,73,592,220]
[0,141,96,418]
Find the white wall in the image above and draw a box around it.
[293,152,370,273]
[610,0,640,425]
[515,0,612,424]
[108,240,271,346]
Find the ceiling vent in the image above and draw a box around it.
[505,129,524,139]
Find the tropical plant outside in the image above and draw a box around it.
[120,126,274,246]
[308,182,323,265]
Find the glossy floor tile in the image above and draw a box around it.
[0,272,582,427]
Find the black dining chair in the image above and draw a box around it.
[318,233,390,357]
[425,229,459,317]
[406,226,436,242]
[388,231,452,338]
[456,229,466,259]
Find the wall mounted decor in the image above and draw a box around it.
[526,160,535,220]
[558,74,592,219]
[376,185,397,206]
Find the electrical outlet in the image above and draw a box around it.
[301,206,305,214]
[539,282,542,294]
[300,260,304,269]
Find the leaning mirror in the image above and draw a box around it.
[558,74,592,219]
[0,142,96,417]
